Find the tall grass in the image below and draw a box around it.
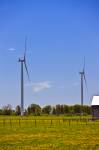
[0,116,99,150]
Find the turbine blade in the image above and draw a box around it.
[83,56,85,72]
[24,36,27,58]
[84,73,88,92]
[24,58,30,82]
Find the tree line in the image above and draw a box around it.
[0,104,91,116]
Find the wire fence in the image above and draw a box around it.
[0,144,99,150]
[0,118,98,127]
[0,118,99,150]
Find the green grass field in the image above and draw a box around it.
[0,116,99,150]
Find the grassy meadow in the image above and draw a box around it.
[0,116,99,150]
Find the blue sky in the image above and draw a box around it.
[0,0,99,108]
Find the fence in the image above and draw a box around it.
[0,118,98,127]
[1,144,99,150]
[0,118,99,150]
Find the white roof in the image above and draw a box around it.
[91,96,99,106]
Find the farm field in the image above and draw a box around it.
[0,116,99,150]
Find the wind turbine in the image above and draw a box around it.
[19,37,30,116]
[79,57,88,106]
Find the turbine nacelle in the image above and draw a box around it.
[79,71,84,75]
[18,58,25,62]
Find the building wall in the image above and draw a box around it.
[91,105,99,119]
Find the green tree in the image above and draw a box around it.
[63,105,69,114]
[56,104,61,115]
[42,105,52,114]
[0,109,3,115]
[15,105,21,115]
[82,105,91,115]
[69,106,74,115]
[27,104,41,116]
[52,106,56,115]
[60,105,64,114]
[73,104,81,115]
[2,104,12,115]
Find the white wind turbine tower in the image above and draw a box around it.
[79,57,88,107]
[19,37,30,116]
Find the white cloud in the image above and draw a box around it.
[25,81,66,93]
[32,81,51,93]
[8,48,16,51]
[25,81,52,93]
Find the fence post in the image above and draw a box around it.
[51,119,52,125]
[86,120,87,125]
[19,119,20,126]
[3,119,5,126]
[35,119,36,126]
[10,119,12,126]
[69,119,70,126]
